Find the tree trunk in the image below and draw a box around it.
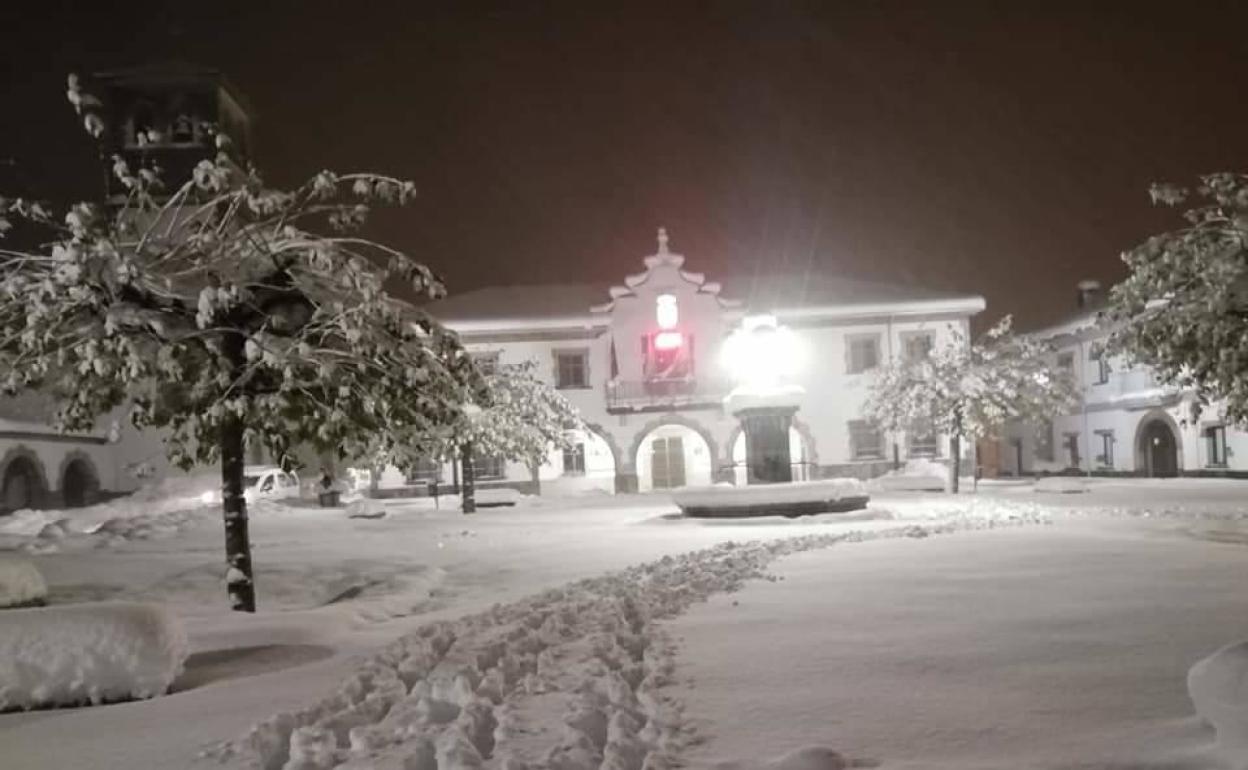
[220,331,256,612]
[530,458,541,496]
[461,442,476,514]
[948,407,963,495]
[949,433,961,494]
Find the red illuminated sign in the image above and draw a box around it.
[654,331,683,350]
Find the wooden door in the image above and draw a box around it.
[651,436,686,489]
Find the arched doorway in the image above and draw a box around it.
[1137,418,1179,477]
[2,456,44,513]
[731,427,810,484]
[61,458,98,508]
[635,423,714,492]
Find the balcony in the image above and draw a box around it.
[1086,369,1179,408]
[605,378,730,413]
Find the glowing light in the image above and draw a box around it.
[656,294,678,329]
[654,330,683,350]
[721,314,804,391]
[200,491,216,505]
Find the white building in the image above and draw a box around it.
[407,229,986,496]
[997,282,1248,478]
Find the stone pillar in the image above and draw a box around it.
[734,406,798,485]
[615,472,639,494]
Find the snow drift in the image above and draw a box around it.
[0,555,47,608]
[1189,639,1248,762]
[1035,476,1089,494]
[869,458,948,492]
[0,602,189,710]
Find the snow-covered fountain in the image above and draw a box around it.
[674,315,869,518]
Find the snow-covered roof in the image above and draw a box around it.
[431,274,984,333]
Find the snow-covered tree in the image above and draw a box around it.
[1104,173,1248,422]
[0,75,481,611]
[443,360,582,513]
[863,317,1078,492]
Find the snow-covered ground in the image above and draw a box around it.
[0,479,1246,769]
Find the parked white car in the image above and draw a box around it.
[242,466,300,503]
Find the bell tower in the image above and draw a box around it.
[92,62,254,199]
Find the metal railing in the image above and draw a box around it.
[1086,369,1174,403]
[605,378,731,411]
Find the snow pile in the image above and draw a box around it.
[870,458,947,492]
[1188,640,1248,762]
[0,502,216,554]
[0,602,188,710]
[712,746,849,770]
[0,555,47,608]
[345,498,387,519]
[673,479,868,517]
[209,514,1037,770]
[882,496,1054,526]
[1035,476,1089,494]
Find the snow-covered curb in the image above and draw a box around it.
[0,602,189,711]
[208,508,1043,769]
[1035,476,1089,494]
[0,555,47,608]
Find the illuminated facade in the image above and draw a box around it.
[995,284,1248,478]
[422,229,986,495]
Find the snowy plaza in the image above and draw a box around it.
[5,5,1248,770]
[3,479,1248,769]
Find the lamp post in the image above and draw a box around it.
[721,315,806,485]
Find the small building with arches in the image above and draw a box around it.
[996,281,1248,478]
[0,394,117,515]
[420,229,985,495]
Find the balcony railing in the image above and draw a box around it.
[1086,369,1177,404]
[605,377,731,412]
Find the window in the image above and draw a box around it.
[406,458,442,484]
[1057,352,1075,378]
[901,332,934,364]
[642,333,694,381]
[849,420,884,460]
[471,453,505,480]
[554,350,589,389]
[1064,432,1081,468]
[1035,419,1055,462]
[907,418,938,457]
[1093,353,1110,385]
[472,352,499,376]
[562,443,586,474]
[1095,430,1115,468]
[846,334,880,374]
[1205,425,1228,467]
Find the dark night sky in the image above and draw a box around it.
[4,1,1247,330]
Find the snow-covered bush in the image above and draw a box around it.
[0,602,188,710]
[0,556,47,608]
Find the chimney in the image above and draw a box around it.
[1076,279,1102,309]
